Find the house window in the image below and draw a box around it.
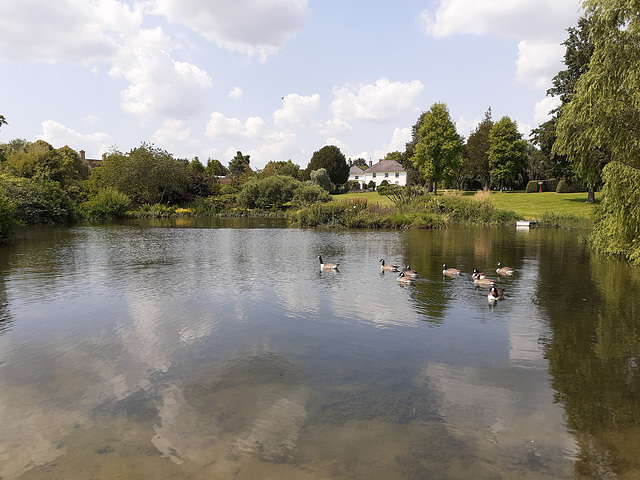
[372,173,376,178]
[384,172,389,178]
[354,176,359,180]
[395,172,399,178]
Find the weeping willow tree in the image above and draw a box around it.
[554,0,640,203]
[554,0,640,263]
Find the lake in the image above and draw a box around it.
[1,218,639,479]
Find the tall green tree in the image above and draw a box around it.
[554,2,640,203]
[307,145,349,185]
[86,143,190,204]
[534,15,596,196]
[402,112,428,186]
[262,159,302,178]
[228,151,251,176]
[205,158,228,176]
[460,107,493,189]
[488,116,528,191]
[410,102,462,195]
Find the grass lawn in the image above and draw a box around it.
[336,190,600,219]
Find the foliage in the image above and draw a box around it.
[526,179,558,193]
[228,151,251,176]
[0,175,78,224]
[377,185,427,205]
[308,145,349,185]
[410,102,463,195]
[351,157,368,168]
[401,111,428,185]
[556,179,587,193]
[188,157,206,174]
[367,180,376,189]
[553,5,640,202]
[290,184,331,207]
[589,162,640,264]
[0,114,7,130]
[262,159,302,179]
[0,193,20,242]
[236,175,302,209]
[309,168,335,193]
[189,194,238,215]
[539,211,592,229]
[86,143,190,205]
[410,194,507,225]
[84,188,132,219]
[205,158,228,176]
[488,116,528,190]
[460,107,492,190]
[0,140,89,188]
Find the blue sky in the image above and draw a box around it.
[0,0,582,170]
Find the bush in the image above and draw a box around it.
[0,175,78,224]
[291,184,332,207]
[526,179,559,193]
[411,194,495,224]
[237,175,302,209]
[0,194,20,242]
[540,211,592,229]
[556,179,587,193]
[85,188,131,219]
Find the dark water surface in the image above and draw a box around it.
[1,218,639,479]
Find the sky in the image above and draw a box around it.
[0,0,583,170]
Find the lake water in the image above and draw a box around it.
[1,218,639,479]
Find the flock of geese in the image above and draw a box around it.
[317,255,514,304]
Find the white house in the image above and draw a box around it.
[348,165,367,188]
[363,160,407,189]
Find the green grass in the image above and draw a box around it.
[336,190,600,219]
[489,190,599,219]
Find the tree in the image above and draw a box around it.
[460,107,493,189]
[86,143,190,205]
[188,157,206,174]
[307,145,349,185]
[351,157,368,168]
[553,4,640,203]
[0,115,7,131]
[236,175,302,209]
[534,15,596,197]
[228,151,251,176]
[410,102,463,195]
[262,159,302,178]
[309,168,335,193]
[488,116,528,191]
[205,158,228,176]
[402,112,428,186]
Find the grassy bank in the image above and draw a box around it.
[338,190,599,220]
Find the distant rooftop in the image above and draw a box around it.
[364,160,405,173]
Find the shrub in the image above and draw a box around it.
[411,194,495,224]
[85,188,131,219]
[0,175,77,224]
[237,175,302,209]
[540,211,592,229]
[556,179,587,193]
[0,194,20,242]
[291,184,332,207]
[526,179,559,193]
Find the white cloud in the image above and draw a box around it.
[331,78,424,122]
[228,87,244,99]
[37,120,112,157]
[0,0,143,63]
[373,127,411,159]
[205,112,266,138]
[420,0,581,89]
[152,119,193,146]
[273,94,320,129]
[247,131,300,164]
[152,0,309,61]
[456,115,481,138]
[533,96,561,124]
[110,49,212,119]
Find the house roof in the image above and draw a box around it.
[364,160,405,173]
[349,165,365,175]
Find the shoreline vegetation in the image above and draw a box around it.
[116,189,596,230]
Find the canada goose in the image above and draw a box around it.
[317,255,339,271]
[397,272,414,284]
[380,259,399,272]
[442,264,461,276]
[488,286,505,301]
[472,268,486,280]
[474,276,495,288]
[496,263,514,275]
[403,265,419,278]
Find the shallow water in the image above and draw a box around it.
[1,219,639,479]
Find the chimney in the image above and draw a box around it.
[79,150,86,160]
[102,153,107,161]
[369,160,372,167]
[348,158,352,166]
